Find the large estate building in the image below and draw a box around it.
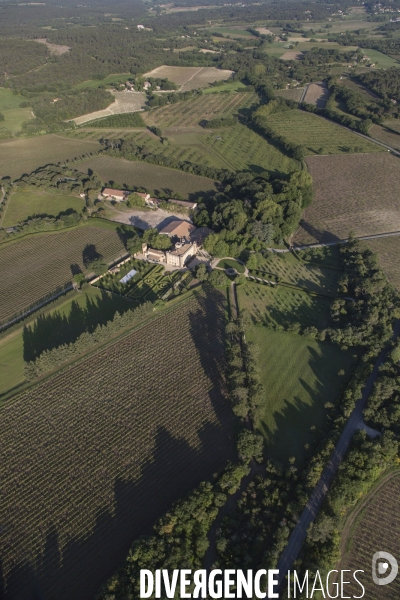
[142,241,198,268]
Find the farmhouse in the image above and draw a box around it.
[102,188,130,202]
[135,192,151,202]
[168,199,198,210]
[159,220,196,240]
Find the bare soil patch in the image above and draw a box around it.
[256,27,273,35]
[143,66,233,92]
[294,153,400,244]
[35,38,70,55]
[74,92,146,125]
[303,82,330,108]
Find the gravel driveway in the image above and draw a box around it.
[108,207,192,230]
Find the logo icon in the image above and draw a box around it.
[372,552,398,586]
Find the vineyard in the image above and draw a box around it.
[94,259,192,302]
[366,235,400,290]
[78,156,218,198]
[73,91,146,125]
[0,290,234,600]
[0,134,101,180]
[339,473,400,598]
[143,92,258,128]
[0,223,127,324]
[267,110,382,155]
[295,153,400,244]
[200,124,298,173]
[142,66,233,92]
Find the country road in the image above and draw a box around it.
[268,229,400,253]
[270,319,400,597]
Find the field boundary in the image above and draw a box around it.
[0,287,200,405]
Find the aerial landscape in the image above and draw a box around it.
[1,0,400,598]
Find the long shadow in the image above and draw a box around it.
[0,425,234,600]
[82,243,102,267]
[258,342,350,465]
[188,288,235,432]
[295,220,341,245]
[23,290,132,361]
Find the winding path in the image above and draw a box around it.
[271,319,400,597]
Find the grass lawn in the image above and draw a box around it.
[0,89,32,136]
[248,327,355,464]
[3,191,85,227]
[202,81,247,94]
[216,258,245,273]
[267,109,383,155]
[0,285,132,398]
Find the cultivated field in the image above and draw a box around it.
[247,326,354,464]
[143,66,234,92]
[35,38,70,55]
[0,285,132,397]
[0,291,234,600]
[370,124,400,150]
[275,88,305,102]
[267,110,382,155]
[0,134,101,180]
[201,124,298,173]
[2,190,85,227]
[303,82,330,108]
[280,51,304,60]
[78,155,219,198]
[73,91,146,125]
[365,235,400,290]
[0,222,127,324]
[143,92,258,128]
[339,473,400,598]
[294,153,400,244]
[0,88,32,137]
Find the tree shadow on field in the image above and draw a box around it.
[188,288,235,431]
[0,422,234,600]
[82,243,102,268]
[295,219,341,245]
[258,343,350,466]
[22,290,133,361]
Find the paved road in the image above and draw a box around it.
[271,319,400,597]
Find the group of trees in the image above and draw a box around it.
[194,169,313,254]
[24,301,154,380]
[358,67,400,103]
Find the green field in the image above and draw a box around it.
[0,285,132,397]
[253,252,340,296]
[75,72,131,89]
[362,49,400,69]
[3,190,85,226]
[204,27,255,38]
[267,109,383,155]
[201,123,298,173]
[0,89,32,137]
[78,155,218,198]
[248,327,355,463]
[238,280,332,330]
[202,81,247,94]
[0,134,101,180]
[144,92,259,128]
